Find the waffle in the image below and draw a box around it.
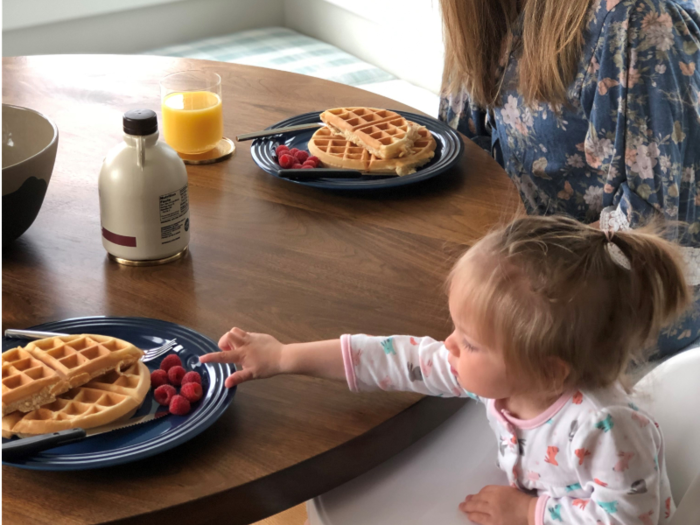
[0,411,24,439]
[2,361,151,438]
[1,348,66,417]
[2,334,144,416]
[319,107,422,159]
[308,125,436,176]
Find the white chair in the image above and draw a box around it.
[666,473,700,525]
[307,344,700,525]
[633,345,700,523]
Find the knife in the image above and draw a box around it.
[2,412,169,460]
[278,168,366,180]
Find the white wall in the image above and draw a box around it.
[284,0,445,94]
[4,0,188,31]
[2,0,445,96]
[2,0,284,57]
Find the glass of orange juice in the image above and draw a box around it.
[160,70,223,155]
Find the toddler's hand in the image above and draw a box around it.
[459,485,535,525]
[199,327,284,388]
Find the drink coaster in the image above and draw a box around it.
[108,246,188,266]
[178,138,235,165]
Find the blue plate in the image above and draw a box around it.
[2,316,235,471]
[250,110,464,190]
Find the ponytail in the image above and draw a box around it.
[606,227,690,348]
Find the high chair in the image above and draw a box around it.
[634,345,700,524]
[307,344,700,525]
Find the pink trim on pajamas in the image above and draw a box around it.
[341,334,358,392]
[490,390,574,430]
[535,495,549,525]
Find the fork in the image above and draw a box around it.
[3,329,178,363]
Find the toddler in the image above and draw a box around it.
[200,216,690,525]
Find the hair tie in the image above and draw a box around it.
[603,229,631,270]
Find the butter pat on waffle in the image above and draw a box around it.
[320,107,422,159]
[2,361,151,438]
[2,334,144,416]
[308,125,436,176]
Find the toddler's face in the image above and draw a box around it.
[445,290,514,400]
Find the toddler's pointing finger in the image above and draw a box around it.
[199,351,237,364]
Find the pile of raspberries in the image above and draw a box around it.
[150,355,203,416]
[276,144,321,169]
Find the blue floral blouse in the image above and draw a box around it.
[439,0,700,354]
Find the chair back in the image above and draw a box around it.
[634,346,700,504]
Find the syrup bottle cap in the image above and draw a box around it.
[123,109,158,136]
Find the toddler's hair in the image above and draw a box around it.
[448,215,690,392]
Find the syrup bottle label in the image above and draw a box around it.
[159,184,190,245]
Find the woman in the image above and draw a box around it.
[439,0,700,357]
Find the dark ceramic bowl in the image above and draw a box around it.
[2,104,59,245]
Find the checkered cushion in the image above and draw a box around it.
[145,27,396,87]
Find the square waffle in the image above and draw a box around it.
[2,361,151,438]
[320,107,422,159]
[308,125,436,176]
[1,348,67,417]
[2,334,144,416]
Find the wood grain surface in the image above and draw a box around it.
[2,55,522,525]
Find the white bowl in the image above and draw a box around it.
[2,104,59,245]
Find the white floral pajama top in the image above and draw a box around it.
[342,334,674,525]
[438,0,700,354]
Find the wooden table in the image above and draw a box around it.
[2,55,521,525]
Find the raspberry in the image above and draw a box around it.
[154,384,177,406]
[301,162,316,169]
[307,156,320,167]
[181,382,203,403]
[169,395,191,416]
[167,365,187,386]
[294,150,309,163]
[182,371,201,385]
[291,163,303,169]
[288,148,301,158]
[275,144,290,157]
[150,369,169,388]
[160,354,182,372]
[278,154,295,168]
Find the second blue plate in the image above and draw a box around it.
[250,110,464,190]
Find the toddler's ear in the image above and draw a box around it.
[546,356,571,391]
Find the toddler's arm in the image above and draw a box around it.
[536,405,670,525]
[200,329,477,400]
[342,334,478,399]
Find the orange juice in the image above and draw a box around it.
[162,91,223,154]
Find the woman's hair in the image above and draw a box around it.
[448,216,690,393]
[440,0,591,107]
